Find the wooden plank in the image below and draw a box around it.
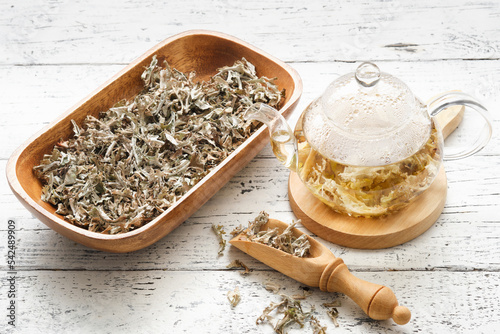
[0,270,498,333]
[1,143,499,271]
[4,143,499,222]
[1,209,498,272]
[1,0,499,332]
[1,0,499,65]
[1,59,499,160]
[1,149,499,272]
[3,151,499,221]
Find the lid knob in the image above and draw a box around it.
[355,62,381,87]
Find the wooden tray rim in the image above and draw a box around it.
[6,30,303,250]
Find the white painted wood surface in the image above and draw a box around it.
[1,1,499,333]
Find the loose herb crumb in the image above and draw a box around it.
[257,293,325,334]
[227,286,241,307]
[264,281,281,294]
[34,57,283,234]
[291,290,313,300]
[227,259,251,275]
[323,300,341,327]
[212,224,227,256]
[230,224,245,237]
[309,316,327,334]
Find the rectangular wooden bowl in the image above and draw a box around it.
[6,30,302,253]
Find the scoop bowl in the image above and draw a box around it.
[230,218,411,325]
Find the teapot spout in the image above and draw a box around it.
[245,103,297,171]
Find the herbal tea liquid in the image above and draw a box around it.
[294,113,443,218]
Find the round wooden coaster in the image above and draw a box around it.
[288,167,447,249]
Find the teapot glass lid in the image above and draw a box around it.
[303,62,432,166]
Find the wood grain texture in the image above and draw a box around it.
[1,0,499,333]
[1,0,499,64]
[0,270,498,333]
[1,60,499,160]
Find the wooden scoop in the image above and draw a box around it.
[230,218,412,325]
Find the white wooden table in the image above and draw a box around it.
[1,1,499,333]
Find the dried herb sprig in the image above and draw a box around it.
[322,300,341,327]
[227,286,241,307]
[263,281,281,294]
[212,224,227,256]
[34,56,283,234]
[243,212,311,257]
[229,224,245,237]
[227,259,251,275]
[309,316,327,334]
[257,293,323,334]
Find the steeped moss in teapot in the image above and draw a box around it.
[246,62,492,217]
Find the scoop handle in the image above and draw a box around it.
[320,258,411,325]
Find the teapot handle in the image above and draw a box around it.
[428,92,492,160]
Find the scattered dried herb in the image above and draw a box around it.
[326,308,339,327]
[227,286,241,307]
[263,281,281,294]
[227,259,251,275]
[212,224,227,256]
[229,224,245,237]
[322,300,341,327]
[291,289,313,300]
[257,293,324,334]
[245,211,270,236]
[321,301,341,308]
[243,212,311,257]
[33,56,283,234]
[309,316,327,334]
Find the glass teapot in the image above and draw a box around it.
[246,62,492,218]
